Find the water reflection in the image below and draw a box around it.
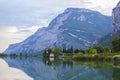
[2,57,118,80]
[0,58,33,80]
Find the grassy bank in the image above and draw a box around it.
[72,52,120,62]
[0,53,42,59]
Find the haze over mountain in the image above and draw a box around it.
[4,8,112,54]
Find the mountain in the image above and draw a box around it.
[4,8,112,54]
[98,1,120,47]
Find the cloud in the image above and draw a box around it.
[0,26,34,52]
[0,0,119,27]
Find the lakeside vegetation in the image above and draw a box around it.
[0,53,42,59]
[42,36,120,62]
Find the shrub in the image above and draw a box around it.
[85,47,97,54]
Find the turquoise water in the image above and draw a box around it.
[0,57,120,80]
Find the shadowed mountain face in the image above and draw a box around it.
[4,8,112,54]
[4,58,113,80]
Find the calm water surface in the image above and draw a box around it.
[0,57,120,80]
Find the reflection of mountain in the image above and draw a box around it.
[113,67,120,80]
[4,58,112,80]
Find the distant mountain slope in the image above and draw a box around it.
[98,31,120,47]
[4,8,112,54]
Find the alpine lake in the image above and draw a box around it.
[0,57,120,80]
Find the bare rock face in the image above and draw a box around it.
[112,1,120,34]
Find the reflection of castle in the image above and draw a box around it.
[62,61,73,69]
[4,58,113,80]
[50,54,54,58]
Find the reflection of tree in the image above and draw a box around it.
[113,67,120,80]
[62,61,73,69]
[42,58,74,68]
[73,61,113,69]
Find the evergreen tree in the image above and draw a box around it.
[70,46,73,53]
[112,36,120,52]
[93,45,110,53]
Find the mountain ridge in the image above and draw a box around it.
[4,8,112,54]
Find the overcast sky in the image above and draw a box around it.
[0,0,119,52]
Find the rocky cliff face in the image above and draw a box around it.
[4,8,112,54]
[112,1,120,34]
[96,1,120,46]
